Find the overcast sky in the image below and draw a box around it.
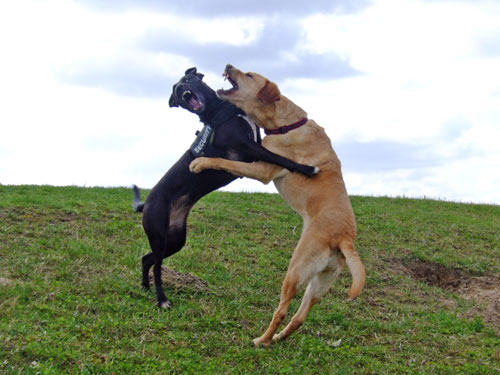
[1,0,499,204]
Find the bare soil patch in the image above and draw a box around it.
[403,259,463,289]
[149,267,211,294]
[0,276,13,286]
[394,259,500,329]
[455,274,500,329]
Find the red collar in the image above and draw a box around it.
[264,117,308,135]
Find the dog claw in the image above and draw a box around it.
[189,158,209,174]
[189,160,200,174]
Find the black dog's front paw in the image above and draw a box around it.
[299,165,320,177]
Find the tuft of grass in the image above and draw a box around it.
[0,185,499,374]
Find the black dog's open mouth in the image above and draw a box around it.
[182,90,204,112]
[217,72,238,96]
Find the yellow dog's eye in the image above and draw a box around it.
[246,73,253,78]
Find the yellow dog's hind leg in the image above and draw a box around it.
[253,232,335,346]
[272,260,343,342]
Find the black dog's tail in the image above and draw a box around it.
[132,185,145,213]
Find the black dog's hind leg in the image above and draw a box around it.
[147,202,193,308]
[153,245,171,308]
[142,252,154,289]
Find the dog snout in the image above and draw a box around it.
[174,84,187,97]
[224,64,234,74]
[169,85,179,107]
[170,83,189,107]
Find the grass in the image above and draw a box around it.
[0,184,499,374]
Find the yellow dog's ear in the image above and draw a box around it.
[257,80,281,104]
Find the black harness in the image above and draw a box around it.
[189,104,259,157]
[190,124,215,157]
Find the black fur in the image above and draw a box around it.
[134,67,317,308]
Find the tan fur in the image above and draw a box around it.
[189,65,366,346]
[257,80,281,104]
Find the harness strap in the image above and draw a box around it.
[190,124,214,157]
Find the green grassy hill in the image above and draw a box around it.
[1,185,499,374]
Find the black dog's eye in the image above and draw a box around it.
[246,73,253,78]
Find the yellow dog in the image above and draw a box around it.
[190,64,366,346]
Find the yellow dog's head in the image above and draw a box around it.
[217,64,281,114]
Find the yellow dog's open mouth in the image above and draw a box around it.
[217,70,238,96]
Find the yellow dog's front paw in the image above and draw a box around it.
[252,336,272,347]
[189,157,209,174]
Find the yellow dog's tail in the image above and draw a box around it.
[339,240,366,300]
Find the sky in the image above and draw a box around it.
[1,0,499,205]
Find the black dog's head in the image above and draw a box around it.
[169,67,216,115]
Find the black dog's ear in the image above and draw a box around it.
[169,88,179,108]
[185,67,204,80]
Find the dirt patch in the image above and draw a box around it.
[456,274,500,329]
[393,259,500,329]
[0,277,13,286]
[149,267,211,294]
[403,260,464,289]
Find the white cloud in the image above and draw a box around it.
[0,0,499,204]
[293,0,500,203]
[299,0,500,138]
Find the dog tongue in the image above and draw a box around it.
[189,97,202,110]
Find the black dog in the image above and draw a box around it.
[134,67,318,308]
